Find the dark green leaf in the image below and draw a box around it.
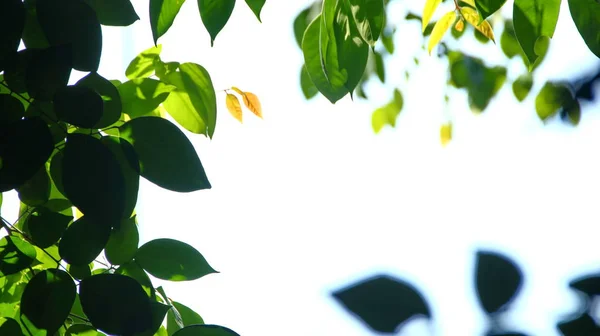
[49,150,66,198]
[36,0,102,71]
[25,46,72,101]
[475,0,507,21]
[67,263,91,280]
[101,137,140,219]
[513,0,560,70]
[119,117,211,192]
[22,0,50,49]
[245,0,266,22]
[293,6,312,48]
[372,89,402,133]
[80,274,154,335]
[173,325,240,336]
[558,313,600,335]
[3,49,36,93]
[62,133,126,223]
[197,0,236,46]
[20,269,76,335]
[0,236,36,277]
[150,0,186,44]
[0,94,25,124]
[167,301,204,335]
[0,117,54,192]
[300,65,318,99]
[302,15,348,103]
[54,85,103,128]
[332,274,431,333]
[84,0,139,26]
[512,74,533,102]
[115,261,155,298]
[17,167,50,206]
[334,0,369,94]
[133,302,170,336]
[0,0,25,65]
[76,72,123,128]
[65,324,104,336]
[562,99,581,126]
[118,78,175,118]
[0,317,22,336]
[374,51,385,83]
[568,0,600,58]
[535,81,575,121]
[475,250,523,314]
[346,0,385,47]
[135,238,217,281]
[26,206,72,248]
[104,216,139,265]
[381,28,395,54]
[126,45,162,80]
[162,63,217,138]
[59,216,112,265]
[500,20,521,59]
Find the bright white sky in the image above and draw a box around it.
[3,1,600,335]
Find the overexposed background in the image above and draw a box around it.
[4,0,600,335]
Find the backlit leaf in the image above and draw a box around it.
[475,0,507,21]
[0,236,36,277]
[245,0,266,22]
[150,0,186,44]
[512,74,533,102]
[17,167,50,206]
[372,89,403,133]
[422,0,442,32]
[197,0,236,46]
[568,0,600,58]
[231,88,263,119]
[428,11,457,54]
[135,238,217,281]
[59,216,112,265]
[118,78,175,118]
[460,7,495,42]
[535,81,575,121]
[513,0,560,70]
[167,301,205,335]
[440,122,452,146]
[346,0,385,47]
[226,93,242,123]
[65,324,104,336]
[126,45,162,80]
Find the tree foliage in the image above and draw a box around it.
[0,0,265,334]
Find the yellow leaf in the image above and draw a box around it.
[231,86,244,95]
[74,207,83,220]
[428,11,457,55]
[460,7,495,42]
[440,122,452,146]
[241,92,262,119]
[454,18,465,32]
[422,0,442,33]
[225,93,243,123]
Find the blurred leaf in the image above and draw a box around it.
[569,274,600,297]
[557,313,600,335]
[198,0,235,46]
[475,0,507,21]
[150,0,185,44]
[27,206,72,248]
[245,0,266,22]
[535,81,575,121]
[428,11,456,54]
[374,51,385,83]
[475,250,523,314]
[568,0,600,58]
[513,0,560,70]
[512,74,533,102]
[76,72,123,128]
[332,274,431,333]
[84,0,139,26]
[226,93,243,123]
[0,236,36,277]
[104,216,139,265]
[500,20,521,59]
[300,65,318,99]
[440,122,452,146]
[118,78,175,118]
[422,0,442,32]
[20,269,76,335]
[167,301,205,335]
[562,99,581,126]
[59,216,112,265]
[372,89,403,133]
[172,325,240,336]
[119,116,212,192]
[80,274,153,335]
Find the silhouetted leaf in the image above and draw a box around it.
[101,136,140,219]
[198,0,236,46]
[116,261,155,299]
[0,0,25,65]
[27,206,72,248]
[173,324,240,336]
[59,216,112,265]
[67,263,91,280]
[0,236,36,277]
[134,301,170,336]
[84,0,139,26]
[167,301,205,335]
[80,274,154,335]
[332,274,431,333]
[17,167,50,206]
[62,133,126,223]
[475,250,523,314]
[20,269,76,335]
[54,85,103,128]
[557,313,600,335]
[25,45,72,101]
[21,0,49,49]
[135,238,217,281]
[569,274,600,297]
[105,216,139,265]
[0,317,22,336]
[36,0,102,71]
[119,117,211,192]
[76,72,123,128]
[150,0,186,44]
[3,49,36,93]
[0,94,25,124]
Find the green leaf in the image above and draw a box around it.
[115,261,155,299]
[372,89,403,133]
[374,51,385,83]
[25,46,73,101]
[197,0,236,46]
[17,167,50,206]
[134,302,170,336]
[475,0,507,21]
[245,0,266,22]
[65,324,104,336]
[67,263,92,280]
[154,60,180,80]
[564,99,581,126]
[0,0,25,64]
[173,325,240,336]
[300,65,318,99]
[568,0,600,58]
[101,137,140,219]
[500,20,521,59]
[167,301,204,335]
[104,216,139,265]
[162,63,217,138]
[84,0,139,26]
[76,72,123,128]
[59,216,112,265]
[118,78,175,118]
[0,236,36,277]
[0,94,25,124]
[345,0,385,47]
[381,28,395,54]
[0,317,23,336]
[62,133,126,223]
[54,85,103,128]
[150,0,186,44]
[119,117,211,192]
[320,0,350,97]
[135,238,217,281]
[302,15,348,103]
[513,0,560,70]
[20,269,76,335]
[126,45,163,80]
[334,0,369,94]
[293,5,312,48]
[27,206,72,248]
[49,150,66,198]
[22,0,49,49]
[80,274,154,335]
[36,0,102,71]
[3,49,34,93]
[535,81,575,121]
[512,73,533,102]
